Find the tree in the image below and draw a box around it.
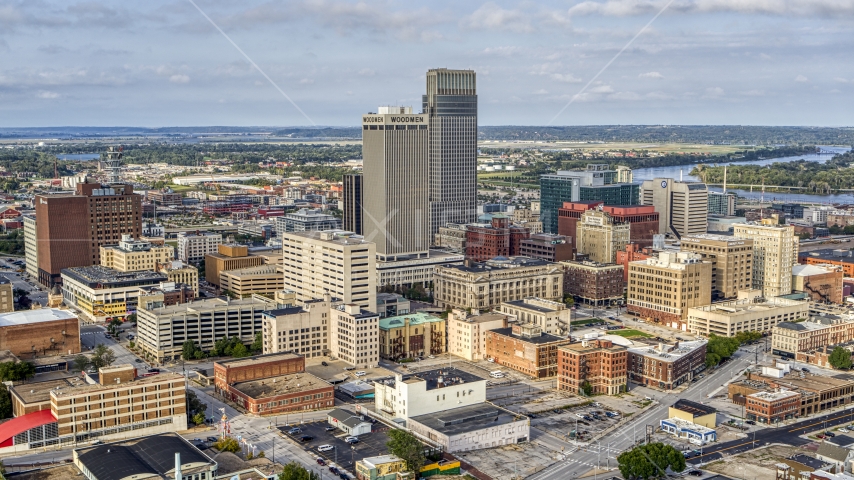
[127,313,137,324]
[251,332,263,354]
[91,344,117,369]
[705,334,741,368]
[278,461,320,480]
[73,355,90,372]
[182,340,200,360]
[386,429,426,474]
[231,343,249,358]
[580,381,593,396]
[187,391,206,418]
[214,437,240,453]
[0,361,35,381]
[0,383,12,419]
[617,443,686,480]
[128,340,136,350]
[193,412,206,426]
[829,347,853,370]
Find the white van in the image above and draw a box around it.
[489,371,504,378]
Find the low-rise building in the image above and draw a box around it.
[261,297,335,357]
[378,312,446,361]
[177,231,222,264]
[61,265,167,323]
[433,257,563,311]
[205,243,264,288]
[213,352,304,392]
[499,297,571,336]
[772,317,854,358]
[485,324,572,378]
[627,252,712,330]
[136,295,276,362]
[376,250,464,291]
[136,282,195,309]
[157,260,199,297]
[99,234,174,272]
[374,369,487,421]
[0,308,80,358]
[561,261,625,306]
[220,264,284,297]
[729,370,854,417]
[328,408,373,436]
[792,264,844,304]
[229,371,334,415]
[447,309,508,362]
[374,292,411,319]
[408,403,530,453]
[518,233,574,262]
[668,399,717,428]
[659,417,716,444]
[745,390,801,424]
[687,295,810,337]
[558,339,627,395]
[627,340,707,390]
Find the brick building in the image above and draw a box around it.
[792,264,844,304]
[799,249,854,277]
[615,243,654,282]
[558,339,627,395]
[772,318,854,358]
[556,201,602,250]
[557,202,659,249]
[627,340,707,390]
[745,390,801,424]
[213,352,305,393]
[228,372,334,415]
[485,324,571,378]
[518,233,574,262]
[465,216,530,262]
[560,261,625,305]
[35,182,142,287]
[0,308,81,359]
[627,252,712,330]
[729,371,854,418]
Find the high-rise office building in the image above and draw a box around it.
[733,220,798,298]
[35,183,142,287]
[680,234,753,300]
[362,106,430,261]
[424,68,478,236]
[343,174,363,235]
[640,178,708,238]
[576,209,630,264]
[708,191,736,216]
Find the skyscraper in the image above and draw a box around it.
[343,174,363,235]
[362,106,430,260]
[424,68,478,236]
[640,178,708,238]
[733,220,798,298]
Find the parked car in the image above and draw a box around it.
[329,466,339,475]
[316,457,326,466]
[322,361,329,367]
[745,420,756,425]
[288,428,302,435]
[299,435,314,442]
[345,436,360,444]
[688,470,703,477]
[840,428,850,433]
[207,436,218,443]
[825,431,836,437]
[355,371,367,377]
[317,445,334,452]
[324,425,337,432]
[428,355,435,359]
[339,473,350,480]
[575,413,586,418]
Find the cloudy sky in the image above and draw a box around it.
[1,0,853,127]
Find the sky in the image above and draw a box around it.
[1,0,853,127]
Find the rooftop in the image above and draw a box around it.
[231,372,330,399]
[360,455,403,467]
[216,352,302,369]
[51,372,183,399]
[691,297,807,316]
[409,403,527,436]
[454,312,508,324]
[328,408,372,428]
[681,233,753,244]
[671,399,717,417]
[61,265,166,287]
[379,312,443,330]
[0,308,77,328]
[660,417,716,435]
[75,433,214,480]
[285,229,369,247]
[263,306,305,317]
[502,298,563,313]
[401,368,485,391]
[627,340,707,363]
[10,377,84,405]
[749,390,800,401]
[140,296,275,315]
[793,264,840,277]
[445,256,556,273]
[489,327,569,345]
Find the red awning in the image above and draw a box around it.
[0,410,57,446]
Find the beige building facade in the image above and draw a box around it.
[282,230,377,311]
[100,235,174,272]
[330,303,379,368]
[499,297,571,336]
[640,178,708,237]
[680,234,754,299]
[627,252,712,330]
[447,309,508,361]
[221,264,284,297]
[158,260,199,297]
[771,317,854,356]
[576,209,630,264]
[687,295,809,337]
[433,257,563,311]
[262,296,335,357]
[733,220,798,298]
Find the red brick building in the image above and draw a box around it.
[519,233,574,262]
[558,339,627,395]
[627,340,707,391]
[214,352,304,393]
[615,244,654,282]
[557,201,602,251]
[229,372,334,415]
[35,182,142,287]
[0,308,81,358]
[561,261,625,305]
[745,390,800,424]
[485,324,571,378]
[558,202,659,251]
[465,216,530,262]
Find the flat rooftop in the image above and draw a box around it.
[0,308,77,327]
[691,297,806,315]
[141,296,274,315]
[61,265,166,287]
[216,352,302,369]
[403,368,485,391]
[455,313,508,324]
[409,403,526,436]
[447,256,555,273]
[51,372,183,399]
[502,299,558,313]
[75,433,213,480]
[672,399,717,417]
[799,249,854,262]
[10,377,84,405]
[681,233,752,244]
[793,264,838,276]
[627,340,707,363]
[231,372,330,399]
[489,327,568,345]
[379,312,443,330]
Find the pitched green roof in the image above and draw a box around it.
[379,311,443,330]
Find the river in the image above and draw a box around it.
[631,146,853,204]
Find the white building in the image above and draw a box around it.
[499,297,571,336]
[261,296,336,357]
[733,220,799,298]
[177,231,222,264]
[330,303,379,368]
[408,403,530,453]
[374,369,487,421]
[376,251,464,289]
[23,213,38,278]
[447,309,508,362]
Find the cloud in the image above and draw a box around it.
[589,85,615,94]
[703,86,725,98]
[465,2,532,33]
[37,91,59,99]
[566,0,854,17]
[533,88,549,95]
[638,71,664,79]
[608,91,642,101]
[482,46,522,56]
[358,68,375,76]
[38,44,70,55]
[834,77,850,83]
[740,89,766,96]
[551,73,582,83]
[795,74,809,83]
[169,74,190,84]
[299,78,314,85]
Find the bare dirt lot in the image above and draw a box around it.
[703,444,813,480]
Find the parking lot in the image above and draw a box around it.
[528,403,624,441]
[279,420,393,475]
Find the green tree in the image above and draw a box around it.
[193,412,207,425]
[386,429,426,474]
[231,343,249,358]
[705,334,741,368]
[0,361,35,381]
[214,436,241,453]
[127,313,138,324]
[0,383,11,419]
[91,344,117,369]
[829,347,853,370]
[187,390,206,418]
[278,462,320,480]
[182,340,200,360]
[580,381,593,396]
[73,354,90,372]
[251,331,263,354]
[617,443,686,480]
